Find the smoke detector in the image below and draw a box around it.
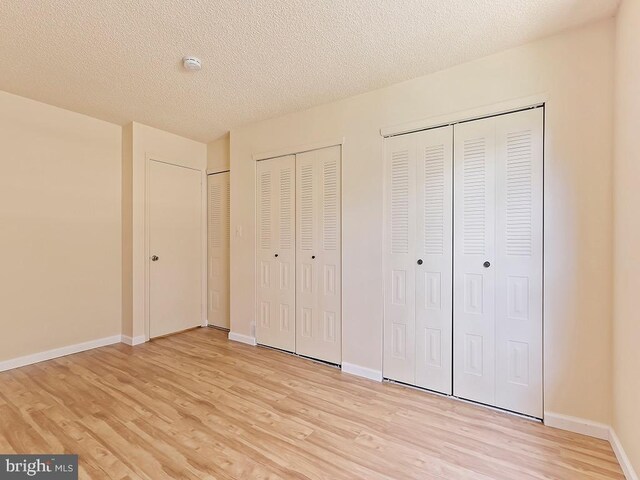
[182,57,202,71]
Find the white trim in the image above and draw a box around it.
[0,335,122,372]
[253,137,345,162]
[538,412,639,479]
[339,145,344,365]
[380,94,548,137]
[610,428,639,480]
[200,168,208,328]
[341,362,383,382]
[228,332,257,346]
[121,335,147,346]
[543,411,610,440]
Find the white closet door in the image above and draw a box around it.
[494,109,543,417]
[453,117,497,406]
[383,134,417,384]
[415,126,453,394]
[296,146,342,364]
[208,172,230,329]
[454,108,543,418]
[256,155,296,352]
[383,127,453,392]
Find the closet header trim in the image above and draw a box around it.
[380,94,547,138]
[253,137,345,162]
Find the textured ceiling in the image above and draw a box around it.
[0,0,619,142]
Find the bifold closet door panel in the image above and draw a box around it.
[383,134,418,384]
[454,108,543,418]
[453,117,497,406]
[295,146,342,364]
[256,155,296,352]
[414,126,453,394]
[383,126,453,392]
[494,108,543,418]
[208,172,230,329]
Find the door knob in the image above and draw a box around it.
[274,254,279,258]
[483,261,491,268]
[417,259,423,265]
[151,255,159,262]
[312,255,316,259]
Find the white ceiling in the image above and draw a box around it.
[0,0,619,142]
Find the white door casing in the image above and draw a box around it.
[295,146,342,364]
[208,172,230,329]
[256,155,296,352]
[148,160,202,338]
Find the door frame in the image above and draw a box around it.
[252,138,345,361]
[381,97,546,419]
[144,155,208,341]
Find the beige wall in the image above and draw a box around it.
[613,0,640,473]
[230,20,615,424]
[0,91,122,361]
[207,133,230,172]
[122,122,207,339]
[0,97,207,352]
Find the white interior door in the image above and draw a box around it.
[454,108,543,418]
[415,126,453,394]
[383,126,453,394]
[149,160,202,338]
[208,171,230,329]
[296,146,342,364]
[256,155,296,352]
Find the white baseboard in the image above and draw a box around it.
[341,362,383,382]
[610,428,639,480]
[228,332,257,346]
[121,335,146,346]
[544,411,610,440]
[545,412,638,480]
[0,335,122,372]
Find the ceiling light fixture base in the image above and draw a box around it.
[182,56,202,71]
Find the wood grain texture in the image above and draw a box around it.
[0,328,624,479]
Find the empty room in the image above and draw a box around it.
[0,0,638,478]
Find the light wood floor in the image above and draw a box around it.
[0,328,624,480]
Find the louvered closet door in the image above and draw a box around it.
[494,109,543,417]
[414,126,453,394]
[256,155,296,352]
[296,146,342,364]
[383,127,453,392]
[208,172,230,329]
[454,108,543,418]
[453,117,496,405]
[383,134,417,384]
